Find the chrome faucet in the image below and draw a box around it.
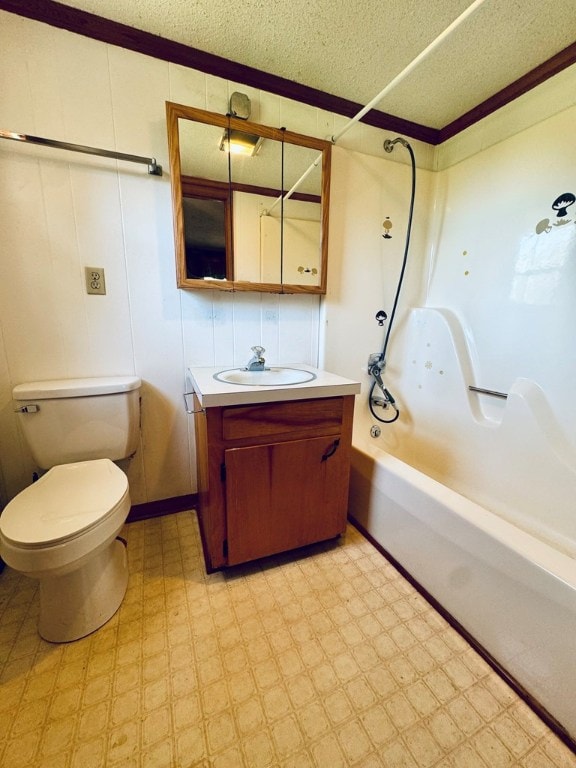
[244,345,267,371]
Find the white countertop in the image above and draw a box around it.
[188,364,361,408]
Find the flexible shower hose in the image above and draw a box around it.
[369,138,416,424]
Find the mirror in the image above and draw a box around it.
[166,101,332,293]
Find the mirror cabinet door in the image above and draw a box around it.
[166,102,331,294]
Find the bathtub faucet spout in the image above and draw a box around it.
[371,387,396,409]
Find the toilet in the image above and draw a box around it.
[0,376,141,642]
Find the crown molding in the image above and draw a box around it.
[1,0,575,146]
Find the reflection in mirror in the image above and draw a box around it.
[166,101,331,293]
[181,178,232,280]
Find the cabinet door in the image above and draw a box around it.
[225,435,348,565]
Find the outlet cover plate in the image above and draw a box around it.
[85,266,106,295]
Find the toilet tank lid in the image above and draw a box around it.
[13,376,141,400]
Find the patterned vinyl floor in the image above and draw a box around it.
[0,510,575,767]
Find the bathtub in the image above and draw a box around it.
[348,429,576,743]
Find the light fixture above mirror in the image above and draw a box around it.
[219,93,264,157]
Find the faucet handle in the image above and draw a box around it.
[251,345,265,358]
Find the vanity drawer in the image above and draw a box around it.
[221,397,344,441]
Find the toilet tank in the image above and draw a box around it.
[13,376,141,469]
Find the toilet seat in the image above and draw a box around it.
[0,458,129,548]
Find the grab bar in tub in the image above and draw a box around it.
[468,386,508,399]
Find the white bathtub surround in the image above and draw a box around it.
[372,307,576,558]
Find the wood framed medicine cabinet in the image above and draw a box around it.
[166,101,332,294]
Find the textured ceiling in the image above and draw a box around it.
[48,0,576,129]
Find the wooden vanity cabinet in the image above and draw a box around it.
[193,395,355,571]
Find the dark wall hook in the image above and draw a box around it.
[375,310,387,326]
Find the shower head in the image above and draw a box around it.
[384,137,409,153]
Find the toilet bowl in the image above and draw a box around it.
[0,459,131,642]
[0,375,141,642]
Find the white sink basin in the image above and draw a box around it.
[189,364,361,407]
[214,367,317,386]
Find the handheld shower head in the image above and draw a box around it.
[384,137,409,153]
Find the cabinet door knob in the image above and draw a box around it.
[321,439,340,462]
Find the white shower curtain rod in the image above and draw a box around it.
[331,0,487,144]
[264,0,487,215]
[0,129,163,176]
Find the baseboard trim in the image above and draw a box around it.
[127,493,197,523]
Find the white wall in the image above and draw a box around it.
[322,145,433,383]
[0,10,414,507]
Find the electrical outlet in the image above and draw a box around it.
[85,267,106,295]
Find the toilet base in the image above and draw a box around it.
[38,537,129,642]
